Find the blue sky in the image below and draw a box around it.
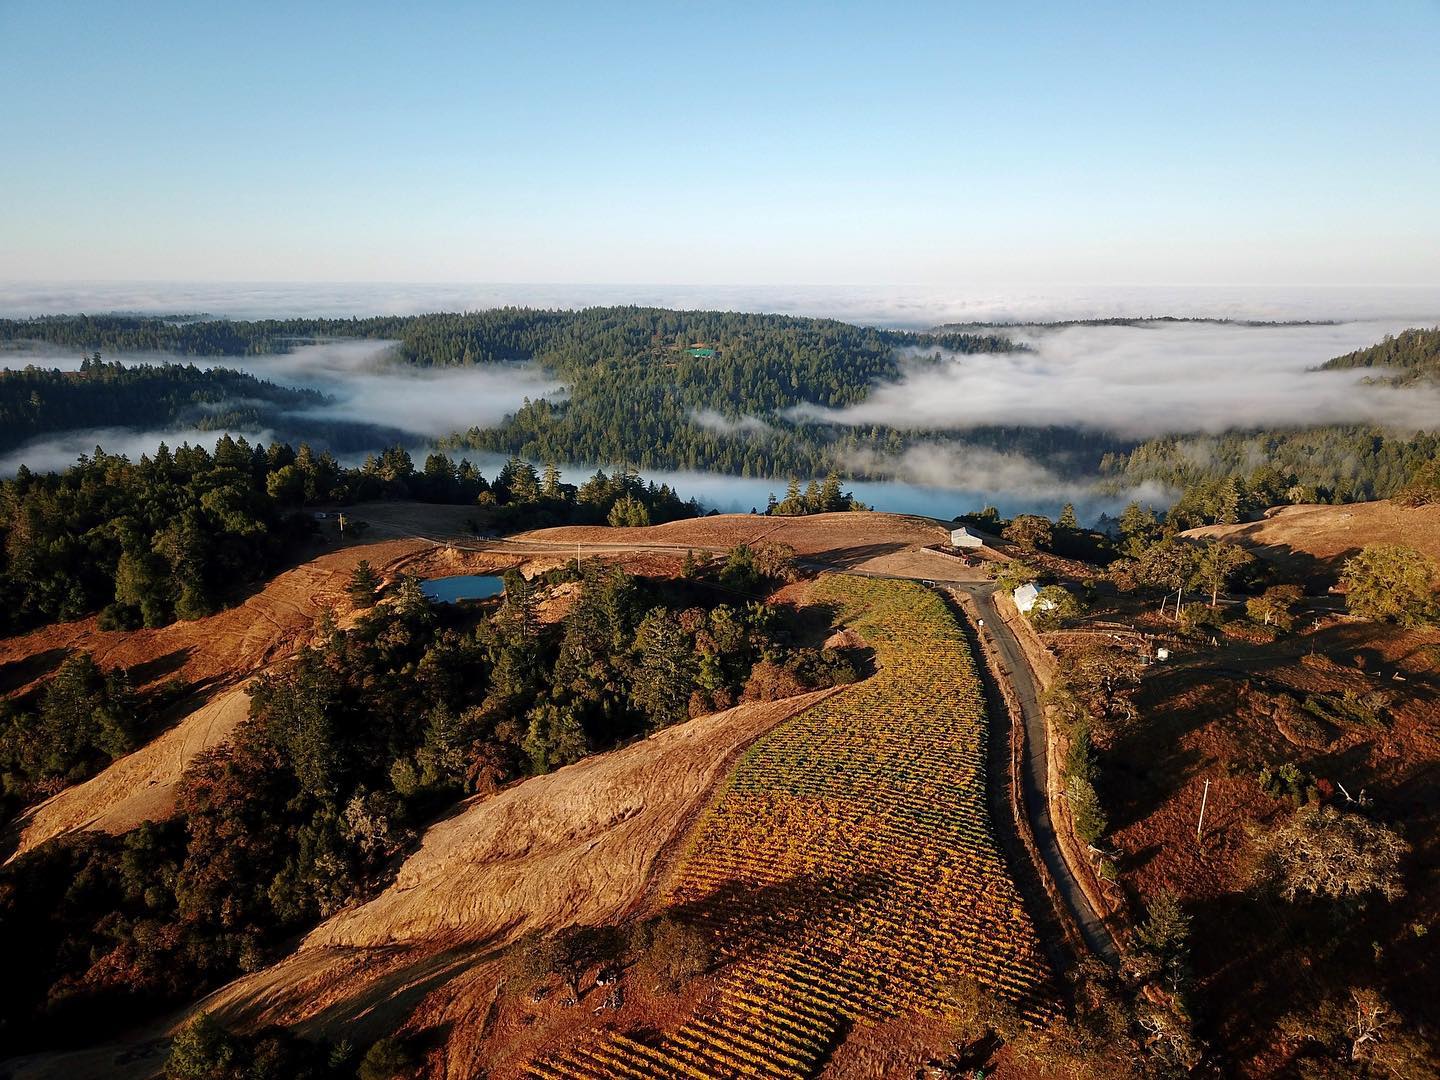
[3,1,1438,286]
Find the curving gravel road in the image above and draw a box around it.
[953,582,1120,964]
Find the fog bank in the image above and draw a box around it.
[795,320,1440,437]
[0,339,562,444]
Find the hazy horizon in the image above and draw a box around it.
[2,281,1438,330]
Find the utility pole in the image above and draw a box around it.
[1196,778,1211,844]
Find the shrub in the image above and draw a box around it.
[358,1037,416,1080]
[1030,585,1083,630]
[1003,514,1054,551]
[1252,805,1409,903]
[1247,584,1303,630]
[995,561,1040,592]
[166,1013,239,1080]
[1341,544,1440,626]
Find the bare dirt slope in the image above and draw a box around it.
[6,686,251,860]
[198,691,836,1034]
[1187,501,1440,584]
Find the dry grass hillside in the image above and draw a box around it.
[520,511,946,559]
[1104,621,1440,1075]
[5,687,251,860]
[0,539,430,701]
[1187,501,1440,585]
[1042,531,1440,1075]
[196,693,836,1058]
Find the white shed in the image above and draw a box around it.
[1014,583,1060,615]
[949,526,985,549]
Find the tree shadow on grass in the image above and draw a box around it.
[0,646,71,695]
[806,541,911,570]
[125,647,192,687]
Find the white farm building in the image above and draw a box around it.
[1013,583,1058,615]
[949,526,985,549]
[1012,583,1040,612]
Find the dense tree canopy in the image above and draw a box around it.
[0,356,324,452]
[0,436,699,634]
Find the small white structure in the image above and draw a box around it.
[949,526,985,549]
[1013,583,1061,615]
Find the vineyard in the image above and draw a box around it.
[528,575,1055,1079]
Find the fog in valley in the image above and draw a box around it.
[792,319,1440,437]
[3,290,1438,518]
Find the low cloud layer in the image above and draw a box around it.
[690,408,772,435]
[839,442,1172,519]
[2,282,1437,328]
[0,340,562,466]
[235,340,561,438]
[795,320,1440,437]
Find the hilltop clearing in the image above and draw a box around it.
[515,511,964,575]
[1186,501,1440,584]
[518,509,944,551]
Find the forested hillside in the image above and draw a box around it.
[0,308,1016,379]
[6,312,1440,507]
[1104,426,1440,512]
[1320,326,1440,384]
[0,437,696,633]
[1,309,1032,477]
[0,356,323,452]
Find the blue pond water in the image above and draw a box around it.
[420,574,506,603]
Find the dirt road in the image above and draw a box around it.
[954,582,1119,964]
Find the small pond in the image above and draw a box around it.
[420,574,506,603]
